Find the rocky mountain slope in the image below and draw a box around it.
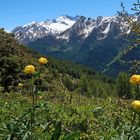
[12,15,139,76]
[12,15,78,44]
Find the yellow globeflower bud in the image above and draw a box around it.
[131,100,140,112]
[24,65,35,74]
[130,75,140,85]
[38,57,48,65]
[18,83,23,87]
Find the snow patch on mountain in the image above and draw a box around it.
[102,21,111,34]
[12,15,77,44]
[23,21,36,27]
[83,25,96,37]
[56,16,76,26]
[12,15,138,44]
[39,16,76,33]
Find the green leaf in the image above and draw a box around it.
[22,131,31,140]
[51,122,61,140]
[62,132,80,140]
[6,123,13,132]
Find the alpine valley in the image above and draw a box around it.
[12,15,140,77]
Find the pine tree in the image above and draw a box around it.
[116,72,132,99]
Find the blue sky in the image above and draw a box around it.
[0,0,136,31]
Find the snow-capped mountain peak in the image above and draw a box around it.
[12,15,138,44]
[23,21,36,27]
[12,15,78,44]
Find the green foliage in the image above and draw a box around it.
[0,93,139,139]
[62,76,75,91]
[0,56,23,92]
[62,132,80,140]
[51,122,61,140]
[116,72,133,99]
[78,76,89,95]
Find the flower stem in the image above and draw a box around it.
[32,92,35,129]
[29,76,35,135]
[136,84,140,99]
[128,112,136,140]
[138,112,140,126]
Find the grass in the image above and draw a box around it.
[0,91,138,140]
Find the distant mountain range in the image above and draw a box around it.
[12,15,140,77]
[12,15,78,44]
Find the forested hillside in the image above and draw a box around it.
[0,28,115,97]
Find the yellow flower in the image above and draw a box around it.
[131,100,140,112]
[18,83,23,87]
[130,75,140,84]
[38,57,48,65]
[24,65,35,74]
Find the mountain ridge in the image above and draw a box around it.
[12,14,139,76]
[12,15,79,44]
[12,15,134,44]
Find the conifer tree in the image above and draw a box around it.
[116,72,132,99]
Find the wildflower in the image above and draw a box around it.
[38,57,48,65]
[131,100,140,112]
[24,65,35,74]
[18,83,23,87]
[130,75,140,84]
